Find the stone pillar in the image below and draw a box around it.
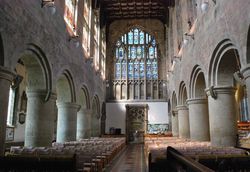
[171,109,179,137]
[77,109,92,139]
[206,86,237,146]
[187,98,210,141]
[176,105,190,139]
[241,66,250,119]
[0,67,15,156]
[25,90,57,147]
[56,102,80,143]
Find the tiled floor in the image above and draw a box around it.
[107,144,147,172]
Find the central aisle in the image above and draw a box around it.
[107,144,147,172]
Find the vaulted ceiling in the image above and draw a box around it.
[98,0,174,26]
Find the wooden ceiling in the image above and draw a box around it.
[98,0,174,25]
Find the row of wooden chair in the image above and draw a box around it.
[9,137,126,172]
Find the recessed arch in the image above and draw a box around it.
[56,69,76,103]
[78,84,90,109]
[178,81,188,105]
[208,39,241,86]
[0,34,4,66]
[17,43,52,101]
[190,65,206,98]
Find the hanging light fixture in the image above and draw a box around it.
[41,0,56,15]
[201,1,209,13]
[69,35,80,48]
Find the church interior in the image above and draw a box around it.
[0,0,250,171]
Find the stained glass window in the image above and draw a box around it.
[116,63,121,79]
[114,28,158,80]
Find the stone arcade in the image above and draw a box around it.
[0,0,250,171]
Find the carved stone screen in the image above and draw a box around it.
[126,104,148,143]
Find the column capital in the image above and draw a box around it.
[57,102,81,112]
[176,105,188,111]
[0,66,16,82]
[186,98,207,105]
[205,85,236,98]
[241,64,250,79]
[172,109,178,116]
[26,89,57,100]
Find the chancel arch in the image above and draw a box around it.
[56,69,80,143]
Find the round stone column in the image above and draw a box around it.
[176,105,190,139]
[0,67,15,156]
[77,109,92,139]
[187,98,210,141]
[171,109,179,137]
[56,102,80,143]
[25,90,57,147]
[241,66,250,118]
[206,86,237,146]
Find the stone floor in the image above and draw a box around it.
[107,144,147,172]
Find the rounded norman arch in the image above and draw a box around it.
[77,84,90,109]
[208,39,241,86]
[189,65,207,99]
[56,69,76,103]
[178,81,188,105]
[18,43,52,101]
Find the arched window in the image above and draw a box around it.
[64,0,79,34]
[82,0,91,55]
[114,28,158,80]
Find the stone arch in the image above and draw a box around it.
[18,43,52,101]
[208,39,241,86]
[15,44,54,147]
[78,84,90,109]
[172,91,177,109]
[178,81,188,105]
[0,34,4,66]
[56,69,76,103]
[247,25,250,63]
[190,65,206,99]
[91,95,101,137]
[76,85,91,139]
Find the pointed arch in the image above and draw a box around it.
[208,39,241,86]
[78,84,90,109]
